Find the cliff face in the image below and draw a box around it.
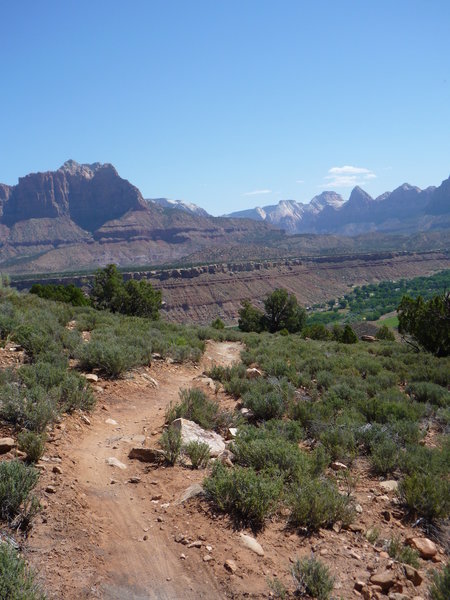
[2,160,147,231]
[0,160,279,274]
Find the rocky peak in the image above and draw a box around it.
[347,186,373,207]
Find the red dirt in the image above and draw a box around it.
[6,340,447,599]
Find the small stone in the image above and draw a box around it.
[350,550,361,560]
[331,461,348,471]
[187,540,202,548]
[81,415,91,425]
[354,581,365,592]
[127,477,141,484]
[175,534,185,543]
[84,373,98,382]
[245,367,263,379]
[52,465,63,474]
[180,553,186,560]
[382,510,391,521]
[105,418,118,426]
[379,480,398,493]
[106,457,127,470]
[128,447,165,464]
[206,545,212,552]
[239,533,264,556]
[407,537,437,559]
[45,485,57,494]
[355,503,363,514]
[224,559,237,573]
[152,493,162,501]
[203,554,212,562]
[175,483,204,505]
[379,551,390,559]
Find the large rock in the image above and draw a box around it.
[128,447,165,463]
[171,419,225,457]
[105,457,127,469]
[379,480,398,493]
[370,570,397,591]
[0,438,15,454]
[407,537,437,559]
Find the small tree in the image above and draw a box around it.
[398,293,450,357]
[90,264,126,312]
[262,289,306,333]
[238,300,264,332]
[123,279,162,319]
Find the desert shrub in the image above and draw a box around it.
[0,383,58,433]
[165,388,226,431]
[291,556,334,600]
[319,426,357,464]
[211,318,225,330]
[407,381,449,407]
[376,324,396,341]
[204,463,283,531]
[242,377,294,420]
[17,430,46,464]
[0,543,46,600]
[288,477,354,532]
[0,460,39,522]
[78,336,148,377]
[159,427,182,466]
[370,437,399,475]
[232,427,310,482]
[302,324,332,341]
[398,472,450,521]
[183,440,210,469]
[59,372,95,412]
[263,419,304,442]
[267,577,287,599]
[386,536,419,567]
[429,563,450,600]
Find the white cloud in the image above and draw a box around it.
[296,179,304,184]
[243,189,272,196]
[321,165,376,188]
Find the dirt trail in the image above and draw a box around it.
[28,341,242,600]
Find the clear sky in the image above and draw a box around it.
[1,0,449,215]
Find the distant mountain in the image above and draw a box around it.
[0,161,279,274]
[147,197,209,217]
[227,176,450,235]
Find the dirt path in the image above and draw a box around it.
[27,341,242,599]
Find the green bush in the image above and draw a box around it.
[0,460,40,523]
[165,388,227,431]
[59,372,95,412]
[288,477,354,532]
[232,426,309,482]
[386,537,419,567]
[376,324,396,341]
[183,440,210,469]
[17,430,46,464]
[0,543,46,600]
[429,563,450,600]
[370,437,399,475]
[291,556,334,600]
[398,472,450,521]
[211,318,225,330]
[407,381,449,407]
[242,377,294,421]
[159,427,182,466]
[204,463,283,531]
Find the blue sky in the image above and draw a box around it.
[1,0,449,215]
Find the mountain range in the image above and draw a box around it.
[0,160,448,274]
[226,178,450,235]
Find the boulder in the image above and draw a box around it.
[331,461,347,471]
[128,447,165,464]
[0,437,15,454]
[239,533,264,556]
[171,418,225,457]
[407,537,437,559]
[361,335,376,342]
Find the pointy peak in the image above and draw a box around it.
[348,186,373,204]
